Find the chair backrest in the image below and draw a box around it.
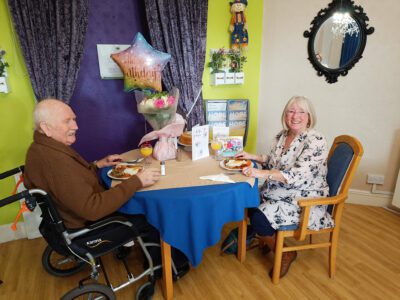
[327,143,354,196]
[326,135,364,198]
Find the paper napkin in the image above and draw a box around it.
[199,173,235,183]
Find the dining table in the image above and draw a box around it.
[101,149,260,299]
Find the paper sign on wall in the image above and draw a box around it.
[192,125,210,161]
[97,44,130,79]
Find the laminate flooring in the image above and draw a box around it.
[0,204,399,299]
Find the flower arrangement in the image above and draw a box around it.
[0,49,10,77]
[208,48,247,74]
[208,48,226,74]
[227,50,247,73]
[136,87,179,130]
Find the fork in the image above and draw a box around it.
[125,158,144,163]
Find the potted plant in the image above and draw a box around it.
[208,48,226,85]
[227,50,247,84]
[0,49,10,93]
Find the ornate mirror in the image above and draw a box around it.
[304,0,374,83]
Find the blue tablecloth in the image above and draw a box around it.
[101,168,259,266]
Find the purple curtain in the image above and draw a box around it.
[8,0,89,103]
[143,0,208,130]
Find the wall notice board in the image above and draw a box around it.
[204,99,249,146]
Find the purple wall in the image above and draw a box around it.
[70,0,148,162]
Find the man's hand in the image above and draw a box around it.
[95,154,123,168]
[136,168,161,187]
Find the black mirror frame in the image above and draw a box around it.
[304,0,374,83]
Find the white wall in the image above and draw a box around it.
[258,0,400,195]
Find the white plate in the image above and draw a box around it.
[107,163,143,180]
[219,159,251,172]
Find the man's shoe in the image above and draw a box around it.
[269,251,297,278]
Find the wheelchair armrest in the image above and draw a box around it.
[67,216,135,240]
[87,216,133,229]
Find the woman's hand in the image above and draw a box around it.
[95,154,123,168]
[242,166,265,178]
[235,151,253,160]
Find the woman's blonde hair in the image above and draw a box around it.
[281,96,316,130]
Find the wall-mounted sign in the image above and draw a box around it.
[96,44,130,79]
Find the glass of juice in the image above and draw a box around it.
[210,139,222,160]
[140,142,153,165]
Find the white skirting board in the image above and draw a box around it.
[0,189,393,244]
[347,188,392,207]
[0,222,28,244]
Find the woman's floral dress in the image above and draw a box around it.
[259,129,334,231]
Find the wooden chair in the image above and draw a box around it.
[271,135,364,284]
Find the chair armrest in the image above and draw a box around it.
[293,194,347,241]
[297,194,347,207]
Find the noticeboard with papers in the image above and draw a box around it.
[204,99,249,146]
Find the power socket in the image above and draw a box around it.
[367,174,385,185]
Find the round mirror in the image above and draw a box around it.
[313,15,361,70]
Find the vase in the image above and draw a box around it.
[210,73,225,85]
[225,72,235,84]
[234,72,244,84]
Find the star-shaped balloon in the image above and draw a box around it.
[111,32,171,92]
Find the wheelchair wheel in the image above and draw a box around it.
[135,281,155,300]
[61,283,115,300]
[42,245,86,277]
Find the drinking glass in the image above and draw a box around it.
[140,143,153,165]
[210,139,222,160]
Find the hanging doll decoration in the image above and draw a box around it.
[229,0,249,50]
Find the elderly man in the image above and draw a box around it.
[24,98,160,230]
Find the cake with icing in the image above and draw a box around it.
[179,131,192,145]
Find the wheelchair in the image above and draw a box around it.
[0,166,179,299]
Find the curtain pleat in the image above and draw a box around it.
[144,0,208,130]
[8,0,89,103]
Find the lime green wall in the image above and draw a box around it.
[0,0,35,225]
[202,0,263,153]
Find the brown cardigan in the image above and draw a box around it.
[24,131,143,228]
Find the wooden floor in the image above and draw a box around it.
[1,204,400,299]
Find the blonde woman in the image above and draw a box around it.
[235,96,333,278]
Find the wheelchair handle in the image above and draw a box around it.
[0,166,24,180]
[0,189,47,208]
